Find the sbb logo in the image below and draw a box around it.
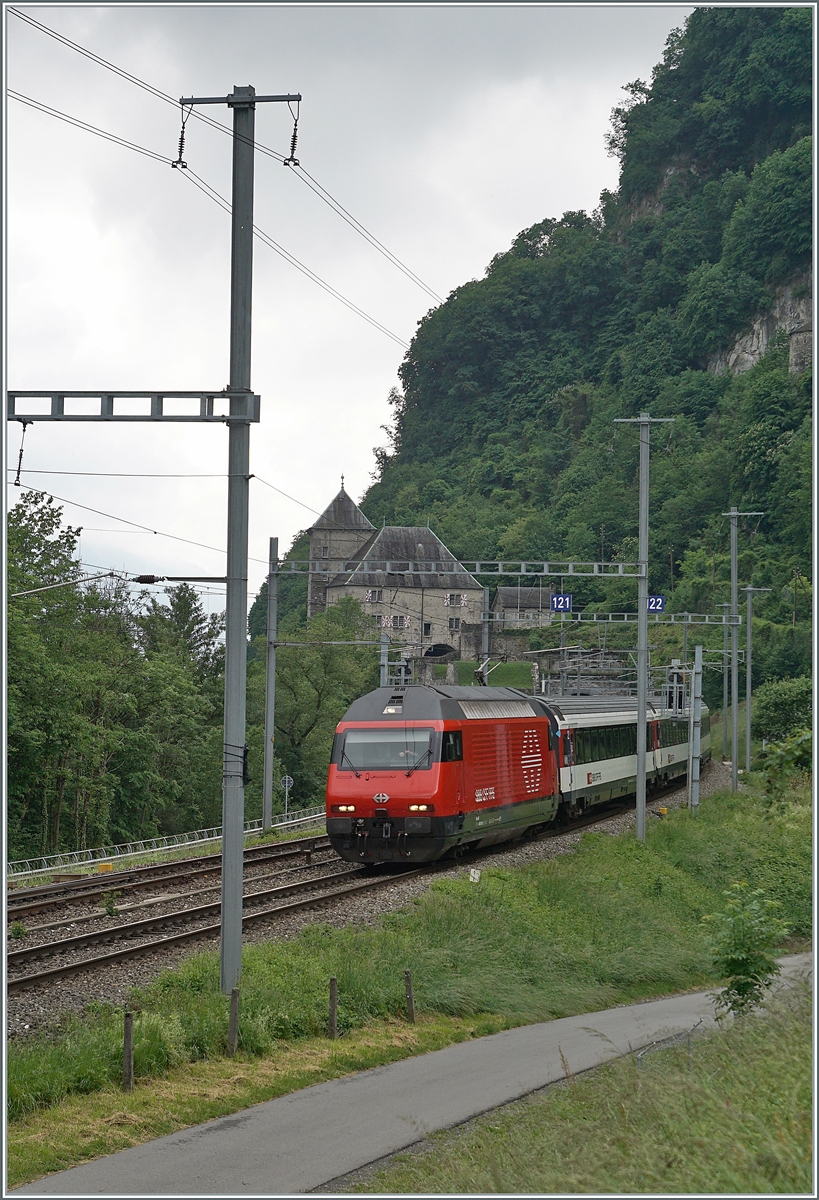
[373,793,390,803]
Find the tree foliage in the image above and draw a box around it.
[7,495,225,858]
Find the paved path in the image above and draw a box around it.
[14,954,811,1196]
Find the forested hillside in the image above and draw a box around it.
[361,6,811,679]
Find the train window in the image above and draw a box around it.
[441,730,463,761]
[575,730,587,764]
[340,727,434,771]
[588,729,599,762]
[563,732,573,765]
[702,713,710,737]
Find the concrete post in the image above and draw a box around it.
[262,537,278,831]
[690,644,702,811]
[221,87,256,993]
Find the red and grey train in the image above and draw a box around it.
[325,685,711,864]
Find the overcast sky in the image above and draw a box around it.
[6,3,693,609]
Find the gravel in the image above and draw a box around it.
[6,760,733,1041]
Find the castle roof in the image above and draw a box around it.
[329,526,481,591]
[309,486,375,533]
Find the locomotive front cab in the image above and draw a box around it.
[326,719,464,863]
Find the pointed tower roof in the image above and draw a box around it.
[309,485,375,533]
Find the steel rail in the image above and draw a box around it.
[7,866,362,967]
[7,836,331,914]
[7,869,425,993]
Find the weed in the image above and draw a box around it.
[10,921,27,940]
[101,891,121,917]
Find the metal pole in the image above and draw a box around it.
[729,508,739,790]
[690,644,702,811]
[380,632,389,687]
[743,586,771,773]
[262,537,278,831]
[635,415,650,841]
[717,603,730,761]
[221,86,256,993]
[745,586,752,775]
[723,507,763,791]
[615,413,673,840]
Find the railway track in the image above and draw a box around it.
[6,834,332,920]
[7,864,425,993]
[6,788,682,996]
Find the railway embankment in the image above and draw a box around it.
[7,767,810,1190]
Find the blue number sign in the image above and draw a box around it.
[551,594,573,612]
[647,595,665,612]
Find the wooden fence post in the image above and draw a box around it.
[227,987,240,1057]
[404,969,416,1024]
[123,1010,134,1092]
[328,976,338,1040]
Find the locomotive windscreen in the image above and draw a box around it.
[338,727,434,772]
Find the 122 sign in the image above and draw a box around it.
[647,595,666,612]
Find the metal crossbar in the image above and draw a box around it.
[6,805,325,880]
[280,559,644,578]
[7,391,261,423]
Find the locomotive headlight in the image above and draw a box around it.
[409,804,434,812]
[331,804,356,813]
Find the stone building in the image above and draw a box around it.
[307,486,483,657]
[491,585,553,628]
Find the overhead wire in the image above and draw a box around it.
[8,90,409,350]
[181,169,410,347]
[9,6,443,303]
[8,469,225,478]
[12,482,269,565]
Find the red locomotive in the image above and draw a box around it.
[325,684,710,864]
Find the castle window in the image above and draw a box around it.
[321,545,329,558]
[445,593,468,607]
[448,617,461,632]
[392,615,406,629]
[365,588,383,603]
[423,622,432,638]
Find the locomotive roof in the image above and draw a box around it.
[340,685,707,725]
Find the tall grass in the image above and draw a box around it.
[358,982,813,1194]
[7,787,810,1121]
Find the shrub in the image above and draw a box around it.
[703,881,789,1015]
[751,675,811,741]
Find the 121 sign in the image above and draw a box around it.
[551,594,572,612]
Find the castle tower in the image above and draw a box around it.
[307,480,375,617]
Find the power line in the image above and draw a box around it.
[9,6,443,304]
[182,170,410,348]
[291,165,443,303]
[8,468,225,478]
[9,90,410,350]
[12,482,269,565]
[8,90,171,163]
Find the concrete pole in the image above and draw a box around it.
[690,644,702,811]
[262,537,278,831]
[635,415,650,841]
[743,585,771,773]
[717,603,730,761]
[729,507,739,791]
[221,86,256,994]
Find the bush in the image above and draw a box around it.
[751,675,811,740]
[703,881,789,1015]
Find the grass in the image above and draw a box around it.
[356,982,812,1195]
[433,660,534,687]
[7,783,810,1185]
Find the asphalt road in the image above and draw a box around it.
[14,953,811,1196]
